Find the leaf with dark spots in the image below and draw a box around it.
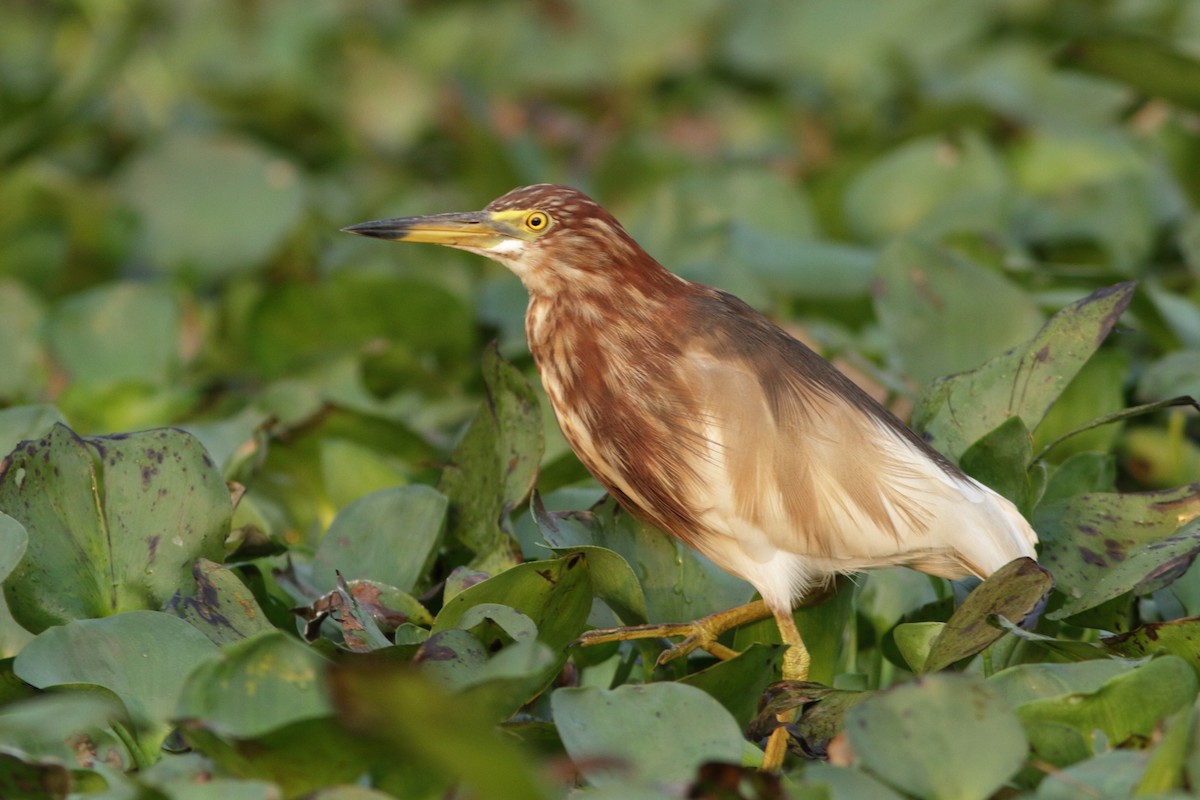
[1104,618,1200,679]
[169,559,275,646]
[915,282,1136,461]
[922,558,1053,673]
[437,344,543,570]
[1034,485,1200,620]
[0,424,230,632]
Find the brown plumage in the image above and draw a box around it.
[344,184,1039,766]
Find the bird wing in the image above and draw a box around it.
[671,293,1036,607]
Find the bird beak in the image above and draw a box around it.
[341,211,511,249]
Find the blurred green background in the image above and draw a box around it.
[4,0,1199,463]
[4,1,1200,796]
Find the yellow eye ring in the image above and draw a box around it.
[525,211,550,231]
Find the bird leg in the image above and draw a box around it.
[575,598,775,665]
[762,605,808,771]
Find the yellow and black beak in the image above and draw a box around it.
[342,211,512,250]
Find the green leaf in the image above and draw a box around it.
[0,406,65,463]
[0,280,48,401]
[13,611,219,755]
[415,626,558,723]
[247,274,474,384]
[329,660,550,800]
[1063,36,1200,113]
[844,674,1027,800]
[1035,750,1148,799]
[121,133,305,280]
[176,631,332,739]
[959,416,1039,510]
[551,683,747,786]
[1104,619,1200,680]
[678,643,784,727]
[1033,487,1200,620]
[873,237,1043,385]
[0,748,69,800]
[1014,656,1197,745]
[845,133,1009,242]
[0,692,129,768]
[988,657,1134,708]
[45,282,181,386]
[914,282,1136,461]
[180,717,376,799]
[167,559,276,646]
[434,554,592,655]
[534,497,752,624]
[1136,709,1191,794]
[0,424,231,633]
[0,512,28,585]
[923,557,1052,673]
[534,494,649,626]
[438,343,543,563]
[312,485,447,594]
[892,621,943,672]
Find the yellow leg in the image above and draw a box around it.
[575,599,774,665]
[576,599,811,773]
[762,607,808,772]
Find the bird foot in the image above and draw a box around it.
[574,599,774,665]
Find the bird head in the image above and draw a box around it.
[343,184,662,295]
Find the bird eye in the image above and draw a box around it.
[525,211,550,231]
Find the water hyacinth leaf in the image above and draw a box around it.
[1104,619,1200,679]
[180,718,375,799]
[415,627,559,723]
[923,557,1052,673]
[182,408,274,479]
[892,622,943,672]
[433,554,592,655]
[0,280,48,402]
[167,559,275,646]
[176,631,332,739]
[1014,655,1197,744]
[45,282,180,386]
[802,763,906,800]
[0,692,130,769]
[551,683,746,787]
[0,749,70,800]
[1035,750,1148,800]
[679,643,784,727]
[12,611,219,755]
[121,133,305,280]
[1135,709,1192,794]
[0,513,27,586]
[311,485,448,594]
[438,343,543,561]
[328,660,550,800]
[845,674,1027,800]
[844,134,1009,242]
[534,494,649,625]
[1063,36,1200,112]
[248,274,474,382]
[0,424,231,633]
[959,416,1038,510]
[873,237,1043,385]
[1033,487,1200,619]
[0,405,65,462]
[988,658,1135,708]
[538,497,752,624]
[914,282,1135,462]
